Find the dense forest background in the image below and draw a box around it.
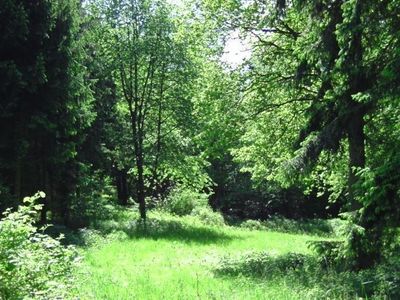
[1,0,399,276]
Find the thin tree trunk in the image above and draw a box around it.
[136,149,146,220]
[14,112,24,201]
[347,110,365,210]
[151,98,162,195]
[150,69,165,196]
[116,168,129,206]
[39,158,48,224]
[15,157,22,201]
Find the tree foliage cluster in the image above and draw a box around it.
[203,0,400,268]
[0,0,214,225]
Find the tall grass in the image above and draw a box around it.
[75,212,318,299]
[73,211,398,299]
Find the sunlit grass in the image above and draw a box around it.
[75,214,328,299]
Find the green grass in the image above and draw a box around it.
[75,213,332,299]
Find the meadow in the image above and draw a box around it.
[73,212,394,300]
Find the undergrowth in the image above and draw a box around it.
[214,250,400,299]
[240,216,343,237]
[0,193,79,300]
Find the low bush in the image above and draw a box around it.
[214,249,399,299]
[162,186,209,216]
[76,228,106,246]
[190,206,225,227]
[373,257,400,299]
[0,192,78,299]
[240,219,266,231]
[307,240,345,269]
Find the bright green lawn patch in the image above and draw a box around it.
[75,215,327,300]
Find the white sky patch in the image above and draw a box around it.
[221,30,252,69]
[166,1,252,68]
[167,0,184,7]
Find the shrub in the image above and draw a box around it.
[76,228,105,247]
[163,186,209,216]
[373,257,400,299]
[0,192,78,299]
[240,219,266,231]
[214,250,398,298]
[306,261,400,299]
[307,240,345,269]
[190,206,225,227]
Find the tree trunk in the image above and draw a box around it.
[15,157,22,201]
[14,112,24,201]
[39,159,48,224]
[129,109,147,221]
[344,0,381,269]
[116,168,129,206]
[150,92,163,197]
[136,150,146,220]
[348,110,381,270]
[346,0,365,210]
[347,109,365,210]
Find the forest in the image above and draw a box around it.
[0,0,399,299]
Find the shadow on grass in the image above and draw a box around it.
[239,217,340,237]
[122,217,236,245]
[47,216,237,247]
[72,215,237,245]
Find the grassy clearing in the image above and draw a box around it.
[73,212,398,299]
[75,212,335,299]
